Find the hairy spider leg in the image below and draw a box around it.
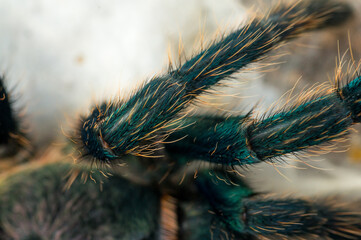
[78,0,352,163]
[165,74,361,166]
[0,76,18,145]
[193,170,361,239]
[0,76,29,158]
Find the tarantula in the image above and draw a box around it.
[0,0,361,239]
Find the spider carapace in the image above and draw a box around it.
[0,0,361,239]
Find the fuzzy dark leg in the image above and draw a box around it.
[164,115,257,165]
[246,77,361,162]
[178,199,256,240]
[0,76,27,158]
[165,75,361,166]
[194,170,361,239]
[0,77,18,145]
[242,196,361,239]
[176,169,255,240]
[78,0,352,163]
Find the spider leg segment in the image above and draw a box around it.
[192,170,361,239]
[0,77,27,157]
[78,0,351,163]
[165,75,361,166]
[0,77,18,145]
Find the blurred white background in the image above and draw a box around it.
[0,0,248,145]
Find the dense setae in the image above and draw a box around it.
[1,1,361,239]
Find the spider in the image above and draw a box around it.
[0,0,361,239]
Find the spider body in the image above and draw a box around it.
[0,0,361,239]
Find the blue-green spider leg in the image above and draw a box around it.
[77,0,351,164]
[193,170,361,239]
[165,75,361,166]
